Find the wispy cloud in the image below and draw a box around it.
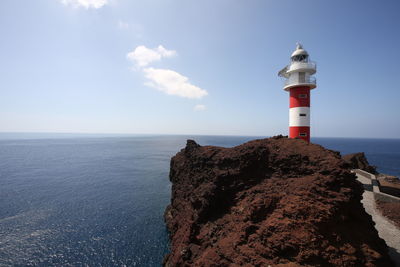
[61,0,108,9]
[127,45,176,67]
[194,104,206,111]
[117,21,143,39]
[117,20,130,30]
[127,45,207,100]
[143,68,208,99]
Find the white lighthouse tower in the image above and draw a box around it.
[278,43,317,143]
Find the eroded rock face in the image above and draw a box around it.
[342,152,377,174]
[164,137,393,266]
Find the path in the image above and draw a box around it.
[354,170,400,265]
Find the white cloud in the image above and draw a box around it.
[117,20,130,30]
[194,104,206,111]
[126,45,207,100]
[126,45,176,67]
[61,0,108,9]
[117,21,143,39]
[143,68,208,99]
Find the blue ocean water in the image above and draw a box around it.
[0,134,399,266]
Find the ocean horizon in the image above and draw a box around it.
[0,134,399,266]
[2,132,400,140]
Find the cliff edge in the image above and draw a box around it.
[164,137,393,266]
[342,152,377,174]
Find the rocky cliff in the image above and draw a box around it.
[343,152,400,197]
[342,152,377,174]
[164,136,393,266]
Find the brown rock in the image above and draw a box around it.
[164,137,393,266]
[342,152,377,174]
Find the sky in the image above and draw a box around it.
[0,0,400,138]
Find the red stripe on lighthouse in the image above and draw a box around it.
[290,86,310,108]
[289,126,310,143]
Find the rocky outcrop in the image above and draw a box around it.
[164,137,393,266]
[343,152,400,197]
[342,152,377,174]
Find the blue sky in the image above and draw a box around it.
[1,0,399,138]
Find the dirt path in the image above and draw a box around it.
[356,172,400,265]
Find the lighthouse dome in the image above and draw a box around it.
[291,43,309,61]
[291,48,308,57]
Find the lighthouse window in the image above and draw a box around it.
[299,94,308,98]
[299,133,307,137]
[299,113,307,117]
[292,54,308,62]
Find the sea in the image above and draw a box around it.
[0,134,399,267]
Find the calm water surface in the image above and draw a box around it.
[0,134,399,266]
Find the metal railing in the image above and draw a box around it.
[284,76,316,87]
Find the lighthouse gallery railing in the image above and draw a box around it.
[284,76,316,87]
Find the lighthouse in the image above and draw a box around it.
[278,43,317,143]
